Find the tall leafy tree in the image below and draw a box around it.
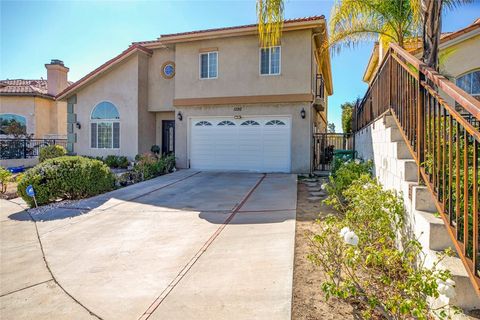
[341,101,355,133]
[256,0,472,68]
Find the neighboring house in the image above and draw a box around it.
[57,16,333,173]
[0,60,70,139]
[363,18,480,105]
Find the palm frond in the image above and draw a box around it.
[256,0,284,47]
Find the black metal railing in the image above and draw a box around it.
[315,73,325,100]
[0,138,68,160]
[313,133,354,171]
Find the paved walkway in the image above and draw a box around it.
[0,171,297,320]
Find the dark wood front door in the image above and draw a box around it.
[162,120,175,155]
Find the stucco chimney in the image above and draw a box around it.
[45,59,69,96]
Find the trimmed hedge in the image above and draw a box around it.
[39,145,67,162]
[17,156,115,207]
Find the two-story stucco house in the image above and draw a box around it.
[57,16,333,173]
[0,60,70,139]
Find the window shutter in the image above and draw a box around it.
[113,122,120,148]
[91,123,97,148]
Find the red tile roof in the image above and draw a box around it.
[159,15,325,38]
[132,15,326,46]
[0,79,74,99]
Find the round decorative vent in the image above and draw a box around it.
[161,61,175,79]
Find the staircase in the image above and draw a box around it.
[356,113,480,310]
[354,42,480,308]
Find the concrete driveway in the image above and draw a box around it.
[0,171,297,320]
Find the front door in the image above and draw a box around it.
[162,120,175,155]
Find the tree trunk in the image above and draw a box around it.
[421,0,443,70]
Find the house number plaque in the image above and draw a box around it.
[233,107,242,111]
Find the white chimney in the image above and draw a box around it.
[45,59,69,96]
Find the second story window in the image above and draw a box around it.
[200,51,218,79]
[260,46,281,75]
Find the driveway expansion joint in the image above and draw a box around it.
[0,279,54,298]
[137,173,268,320]
[24,206,104,320]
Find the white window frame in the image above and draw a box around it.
[259,46,281,76]
[199,51,218,79]
[90,101,120,150]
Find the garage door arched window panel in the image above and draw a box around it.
[195,121,212,126]
[240,120,260,126]
[218,120,235,126]
[90,102,120,149]
[265,120,286,126]
[0,113,27,135]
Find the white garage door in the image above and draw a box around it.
[190,116,291,172]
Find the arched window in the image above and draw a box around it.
[90,102,120,149]
[0,114,27,135]
[195,121,212,126]
[265,120,286,126]
[240,120,260,126]
[456,70,480,100]
[218,120,235,126]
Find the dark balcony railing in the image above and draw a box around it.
[0,138,68,160]
[315,73,325,100]
[355,42,480,296]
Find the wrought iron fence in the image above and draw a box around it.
[355,42,480,295]
[313,133,354,171]
[0,138,68,160]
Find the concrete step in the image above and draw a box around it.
[413,209,454,251]
[391,159,418,182]
[424,250,480,310]
[384,114,396,128]
[386,127,403,142]
[394,141,414,160]
[413,185,437,213]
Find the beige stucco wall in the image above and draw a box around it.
[155,111,175,149]
[440,35,480,79]
[148,47,175,112]
[137,52,157,154]
[174,102,313,173]
[0,96,36,136]
[53,100,67,137]
[34,97,53,138]
[73,53,142,159]
[174,29,313,99]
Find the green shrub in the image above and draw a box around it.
[134,153,160,180]
[17,156,115,207]
[39,145,67,162]
[325,159,373,204]
[310,175,457,319]
[133,153,176,181]
[0,167,12,194]
[103,155,129,169]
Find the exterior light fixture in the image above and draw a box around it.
[76,122,81,129]
[300,108,306,119]
[177,112,183,121]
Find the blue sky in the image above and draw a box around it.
[1,1,479,131]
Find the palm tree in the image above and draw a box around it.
[256,0,472,70]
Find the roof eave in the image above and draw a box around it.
[0,92,54,100]
[56,45,153,100]
[157,18,326,45]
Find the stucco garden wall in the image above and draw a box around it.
[175,102,313,173]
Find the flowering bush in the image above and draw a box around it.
[310,164,458,319]
[326,158,373,202]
